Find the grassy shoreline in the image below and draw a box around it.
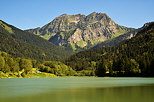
[0,71,97,78]
[0,71,57,78]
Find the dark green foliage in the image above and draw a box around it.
[66,22,154,77]
[7,58,20,73]
[0,51,77,77]
[19,59,33,74]
[0,56,5,71]
[96,59,107,77]
[38,61,76,76]
[0,51,35,75]
[0,20,73,61]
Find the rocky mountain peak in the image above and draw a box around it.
[86,12,109,20]
[26,12,134,51]
[58,14,68,17]
[143,22,154,28]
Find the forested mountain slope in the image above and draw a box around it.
[0,20,72,61]
[65,22,154,77]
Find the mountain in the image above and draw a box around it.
[93,23,149,48]
[65,22,154,76]
[0,20,72,61]
[26,12,134,51]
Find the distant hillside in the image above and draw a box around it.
[65,22,154,77]
[0,20,72,61]
[26,12,134,51]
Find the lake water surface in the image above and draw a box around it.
[0,77,154,102]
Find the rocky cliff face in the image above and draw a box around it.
[26,12,134,51]
[93,22,154,48]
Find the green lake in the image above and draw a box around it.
[0,77,154,102]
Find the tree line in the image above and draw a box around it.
[65,22,154,77]
[0,51,77,77]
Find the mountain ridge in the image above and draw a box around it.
[26,12,134,51]
[93,22,153,48]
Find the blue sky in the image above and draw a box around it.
[0,0,154,30]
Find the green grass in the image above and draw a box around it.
[25,72,57,78]
[40,35,52,40]
[112,31,127,38]
[40,33,56,40]
[76,40,86,48]
[0,71,8,78]
[0,21,14,34]
[0,71,20,78]
[0,71,57,78]
[70,43,77,51]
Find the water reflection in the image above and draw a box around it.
[0,78,154,102]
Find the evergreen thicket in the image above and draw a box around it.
[65,22,154,77]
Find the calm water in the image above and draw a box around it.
[0,77,154,102]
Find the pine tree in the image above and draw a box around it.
[0,56,5,71]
